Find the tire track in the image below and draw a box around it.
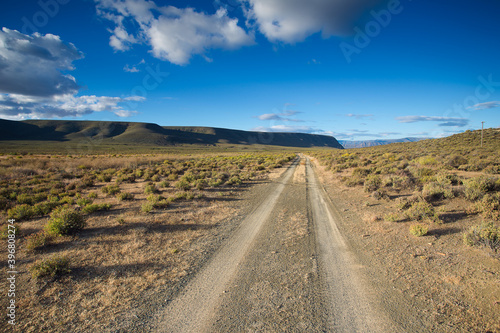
[306,157,398,333]
[151,158,299,333]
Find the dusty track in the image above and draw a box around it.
[150,156,401,332]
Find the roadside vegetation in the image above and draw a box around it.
[0,151,294,331]
[311,128,500,256]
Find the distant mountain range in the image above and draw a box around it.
[339,137,429,148]
[0,119,344,149]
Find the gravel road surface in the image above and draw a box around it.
[150,155,401,332]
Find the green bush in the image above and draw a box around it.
[364,175,381,193]
[468,193,500,220]
[406,201,441,223]
[384,213,401,222]
[463,176,497,201]
[0,224,21,240]
[26,230,54,251]
[29,256,71,279]
[447,155,468,169]
[343,175,364,187]
[144,183,159,194]
[159,180,170,188]
[422,182,453,202]
[410,224,429,237]
[352,168,371,177]
[45,207,85,236]
[116,192,134,201]
[463,222,499,253]
[76,197,93,207]
[97,174,112,182]
[175,180,191,191]
[226,176,242,186]
[16,193,33,205]
[7,204,34,220]
[141,201,154,213]
[81,203,111,214]
[102,184,121,196]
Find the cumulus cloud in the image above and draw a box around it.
[395,116,469,127]
[0,28,144,120]
[241,0,384,43]
[0,94,144,120]
[0,27,83,97]
[96,0,254,65]
[468,101,500,110]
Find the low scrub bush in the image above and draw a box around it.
[0,223,21,239]
[384,213,401,222]
[144,183,159,194]
[45,207,85,236]
[371,189,389,200]
[447,155,468,169]
[343,175,364,187]
[463,176,498,201]
[364,175,381,193]
[406,201,442,223]
[117,192,134,201]
[410,224,429,237]
[226,176,242,186]
[467,193,500,221]
[463,222,499,253]
[81,203,111,214]
[29,256,71,279]
[102,184,121,196]
[76,197,93,207]
[175,180,191,191]
[141,201,154,213]
[7,204,35,220]
[26,230,54,251]
[422,182,454,202]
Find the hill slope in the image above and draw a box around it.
[0,119,344,149]
[339,137,427,149]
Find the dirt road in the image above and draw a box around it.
[150,156,401,332]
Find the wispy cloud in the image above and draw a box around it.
[256,110,303,122]
[252,125,318,133]
[346,113,374,119]
[467,101,500,110]
[395,116,469,127]
[330,130,402,140]
[96,0,254,65]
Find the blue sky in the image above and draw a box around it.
[0,0,499,141]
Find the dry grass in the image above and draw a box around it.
[0,152,294,332]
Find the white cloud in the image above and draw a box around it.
[346,113,374,119]
[96,0,254,65]
[0,27,82,97]
[252,125,318,133]
[468,101,500,110]
[396,115,469,127]
[123,64,140,72]
[241,0,383,43]
[256,109,303,122]
[0,94,144,120]
[0,29,144,120]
